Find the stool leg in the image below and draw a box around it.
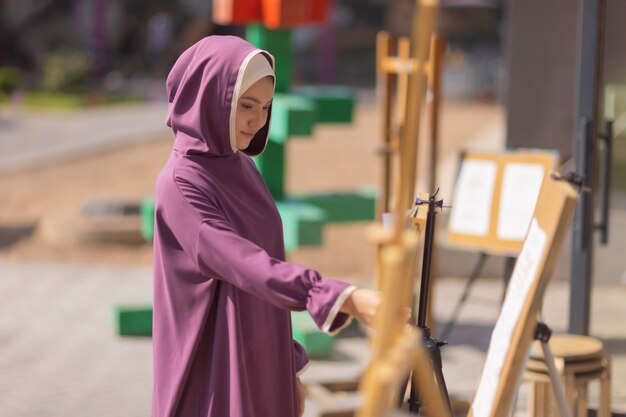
[599,365,611,417]
[576,385,587,417]
[529,381,550,417]
[545,381,556,417]
[565,374,577,417]
[527,380,537,417]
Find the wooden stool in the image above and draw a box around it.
[523,334,611,417]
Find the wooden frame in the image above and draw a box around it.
[375,29,446,218]
[469,174,578,417]
[446,150,559,256]
[375,24,446,333]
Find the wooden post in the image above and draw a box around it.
[358,2,448,416]
[375,31,445,222]
[376,32,396,218]
[427,35,445,194]
[393,0,437,242]
[376,29,446,333]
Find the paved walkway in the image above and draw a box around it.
[0,102,169,174]
[0,260,153,417]
[0,259,624,417]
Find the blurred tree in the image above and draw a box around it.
[0,67,21,96]
[0,0,79,68]
[42,50,92,91]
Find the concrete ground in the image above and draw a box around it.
[0,91,625,416]
[302,277,626,417]
[0,259,624,416]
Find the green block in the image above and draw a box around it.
[276,201,326,251]
[289,189,378,223]
[246,25,292,93]
[113,304,153,337]
[291,86,355,123]
[291,311,334,359]
[140,197,155,242]
[269,93,317,143]
[253,141,285,200]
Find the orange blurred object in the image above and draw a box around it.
[309,0,330,23]
[213,0,330,28]
[212,0,263,25]
[262,0,330,28]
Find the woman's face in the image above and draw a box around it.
[234,76,274,151]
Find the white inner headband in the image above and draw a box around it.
[239,53,275,97]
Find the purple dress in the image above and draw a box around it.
[152,36,354,417]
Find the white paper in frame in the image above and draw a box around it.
[471,218,547,417]
[448,159,498,236]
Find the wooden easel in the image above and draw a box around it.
[375,0,446,336]
[358,196,449,417]
[469,173,579,417]
[357,1,450,416]
[441,149,559,340]
[376,29,446,218]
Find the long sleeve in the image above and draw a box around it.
[172,172,353,332]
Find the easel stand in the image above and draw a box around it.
[400,193,453,415]
[442,150,560,341]
[533,322,573,417]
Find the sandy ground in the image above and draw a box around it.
[0,96,504,284]
[0,108,384,281]
[0,135,171,266]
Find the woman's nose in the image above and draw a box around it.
[250,110,265,128]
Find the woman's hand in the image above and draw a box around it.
[339,288,382,327]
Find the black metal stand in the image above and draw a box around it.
[398,192,453,416]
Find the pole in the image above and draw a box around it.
[569,0,606,335]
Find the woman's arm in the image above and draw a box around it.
[168,173,359,333]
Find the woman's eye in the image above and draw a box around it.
[241,103,253,110]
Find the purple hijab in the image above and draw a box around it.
[152,35,354,417]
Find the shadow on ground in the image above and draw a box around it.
[599,337,626,356]
[0,224,36,248]
[433,321,494,351]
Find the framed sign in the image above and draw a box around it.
[446,150,558,255]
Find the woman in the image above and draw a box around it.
[152,35,380,417]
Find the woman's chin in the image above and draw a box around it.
[237,137,254,151]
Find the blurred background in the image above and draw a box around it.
[1,0,626,416]
[0,0,504,100]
